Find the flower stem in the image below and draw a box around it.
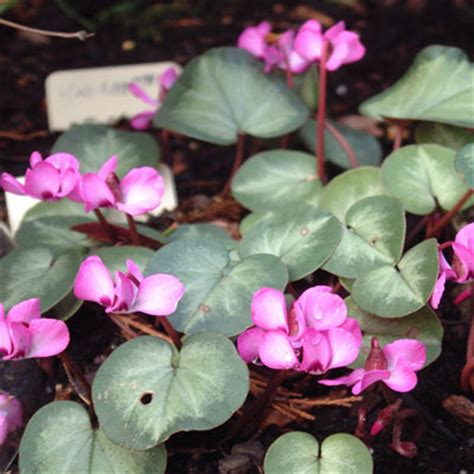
[324,121,359,168]
[460,282,474,393]
[221,132,246,196]
[392,124,404,151]
[159,316,182,350]
[227,369,288,439]
[426,188,474,238]
[316,41,329,183]
[126,213,141,246]
[58,351,92,405]
[93,209,116,243]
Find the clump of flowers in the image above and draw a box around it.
[0,298,70,360]
[431,223,474,308]
[237,286,362,373]
[128,66,180,130]
[74,256,185,316]
[0,392,22,445]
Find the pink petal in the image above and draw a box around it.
[29,151,43,167]
[340,318,363,345]
[159,67,179,90]
[24,162,61,200]
[57,168,80,198]
[97,155,118,180]
[5,322,32,360]
[1,173,27,195]
[452,242,474,282]
[7,298,41,324]
[0,413,8,445]
[262,46,283,72]
[323,21,346,41]
[251,288,289,332]
[130,111,156,130]
[45,153,80,173]
[259,331,299,370]
[454,287,472,305]
[238,21,271,58]
[326,327,361,369]
[383,361,418,392]
[73,256,115,307]
[320,368,365,387]
[116,167,164,216]
[109,272,137,314]
[237,327,266,363]
[130,274,185,316]
[430,271,447,309]
[355,369,390,394]
[0,394,22,432]
[80,173,116,212]
[300,328,331,374]
[383,339,426,372]
[128,82,159,106]
[294,20,324,61]
[26,318,70,358]
[126,259,144,283]
[455,223,474,256]
[286,50,310,73]
[325,37,350,71]
[0,306,13,357]
[296,286,347,330]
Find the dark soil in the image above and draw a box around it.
[1,1,473,473]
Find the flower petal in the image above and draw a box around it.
[300,328,331,374]
[0,309,13,358]
[6,322,32,360]
[0,394,22,431]
[159,67,179,90]
[130,274,185,316]
[294,20,324,61]
[430,270,447,309]
[356,369,391,394]
[0,173,27,195]
[73,256,115,307]
[251,287,289,332]
[97,155,118,181]
[109,272,137,314]
[237,327,265,363]
[384,361,418,393]
[128,82,159,106]
[319,368,365,387]
[0,413,8,445]
[7,298,41,324]
[29,151,43,167]
[26,319,70,358]
[45,153,80,173]
[326,327,361,369]
[296,286,347,330]
[238,21,271,58]
[80,173,116,212]
[117,167,164,216]
[259,331,299,370]
[383,339,426,372]
[130,111,156,130]
[126,259,144,283]
[24,162,61,200]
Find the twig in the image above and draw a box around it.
[115,314,173,344]
[0,17,94,41]
[108,313,139,339]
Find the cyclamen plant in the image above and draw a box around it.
[1,11,473,474]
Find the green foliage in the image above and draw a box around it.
[93,245,154,273]
[232,150,321,212]
[154,47,309,145]
[415,122,473,151]
[360,46,474,127]
[19,401,167,474]
[455,143,474,188]
[264,432,373,474]
[52,124,160,176]
[93,334,249,449]
[145,237,288,335]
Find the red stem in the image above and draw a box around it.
[316,41,329,183]
[324,121,359,168]
[93,209,116,243]
[392,124,404,151]
[126,213,141,246]
[426,189,474,238]
[221,133,246,196]
[159,316,182,350]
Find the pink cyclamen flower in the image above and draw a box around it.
[74,256,185,317]
[238,21,272,59]
[0,298,70,361]
[0,392,22,445]
[320,338,426,395]
[80,155,164,216]
[0,151,81,202]
[431,223,474,309]
[237,286,362,372]
[294,20,365,71]
[128,67,180,130]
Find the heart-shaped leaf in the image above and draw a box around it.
[455,143,474,188]
[264,432,373,474]
[52,124,160,176]
[232,150,321,212]
[323,196,406,278]
[154,47,309,145]
[93,333,249,449]
[19,401,167,473]
[93,245,154,273]
[240,211,275,235]
[415,122,473,151]
[167,223,236,249]
[320,166,386,221]
[145,237,288,335]
[300,118,382,169]
[24,199,86,222]
[360,46,474,127]
[238,205,341,281]
[16,215,94,256]
[351,239,439,318]
[0,247,82,313]
[346,297,443,368]
[382,144,474,215]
